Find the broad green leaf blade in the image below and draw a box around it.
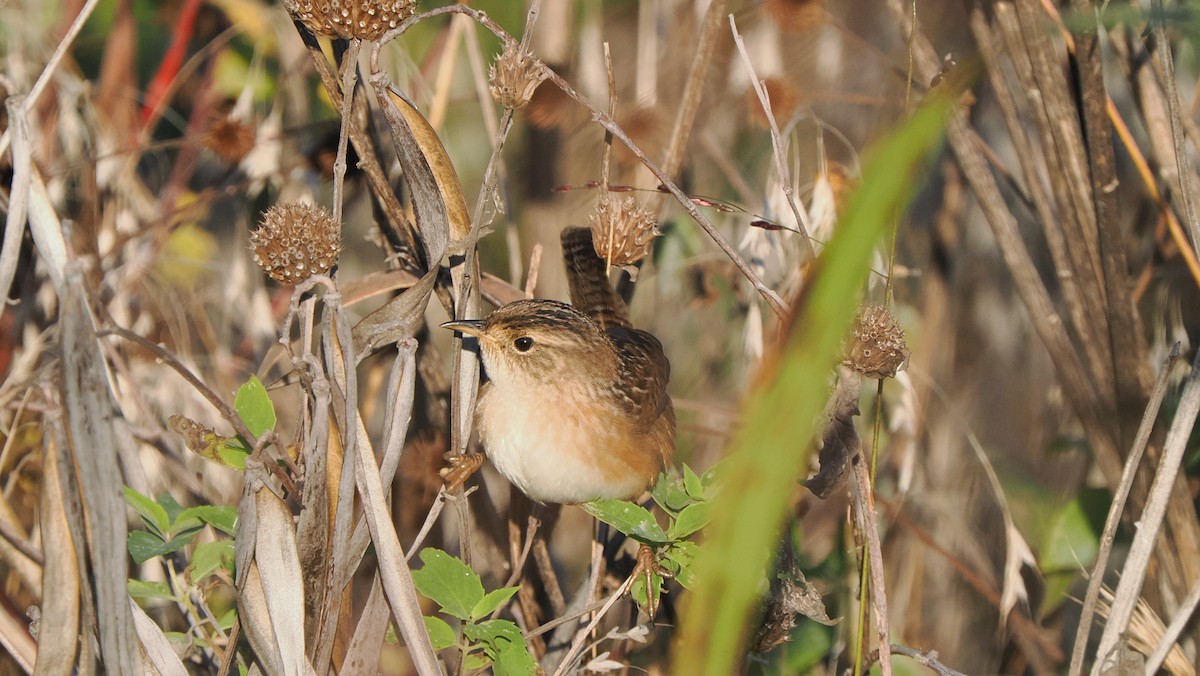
[156,492,186,526]
[411,548,485,621]
[683,464,705,499]
[234,376,276,438]
[127,580,173,602]
[217,439,249,470]
[583,500,670,545]
[189,540,235,583]
[178,505,238,536]
[471,586,520,621]
[123,487,169,537]
[463,619,537,676]
[672,94,955,675]
[668,502,712,540]
[650,473,693,515]
[424,616,457,651]
[127,531,178,564]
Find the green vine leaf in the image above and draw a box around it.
[583,499,670,545]
[234,375,276,438]
[472,586,519,621]
[424,615,457,651]
[412,548,485,621]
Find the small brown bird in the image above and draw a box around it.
[442,228,674,504]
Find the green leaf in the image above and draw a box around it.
[630,570,664,613]
[463,653,491,672]
[1040,498,1099,574]
[156,492,186,526]
[127,579,173,602]
[127,530,178,564]
[217,439,250,470]
[218,608,237,630]
[471,586,519,621]
[664,541,701,589]
[178,505,238,536]
[669,502,712,540]
[190,540,235,582]
[123,487,169,537]
[464,620,537,675]
[424,615,457,651]
[234,375,276,438]
[582,500,670,545]
[650,473,693,515]
[412,548,485,620]
[683,464,705,500]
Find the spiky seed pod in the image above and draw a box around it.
[203,116,256,165]
[764,0,827,32]
[489,42,547,110]
[283,0,416,41]
[587,195,660,268]
[844,305,910,379]
[251,203,342,285]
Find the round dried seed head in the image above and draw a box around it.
[764,0,827,32]
[251,203,342,285]
[844,305,910,379]
[283,0,416,41]
[489,42,547,110]
[203,116,256,165]
[587,195,660,268]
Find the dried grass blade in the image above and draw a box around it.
[253,478,316,675]
[1070,344,1179,675]
[0,96,32,328]
[0,601,34,673]
[1092,347,1200,673]
[35,425,80,675]
[341,575,391,674]
[238,562,284,675]
[59,268,138,674]
[129,598,187,676]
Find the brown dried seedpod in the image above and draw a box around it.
[203,116,256,165]
[489,42,547,110]
[844,305,910,379]
[764,0,828,32]
[251,203,342,285]
[283,0,416,41]
[587,195,660,268]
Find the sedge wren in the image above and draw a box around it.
[441,227,675,504]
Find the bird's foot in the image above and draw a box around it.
[440,453,485,493]
[630,543,672,621]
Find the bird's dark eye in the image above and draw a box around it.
[514,336,534,352]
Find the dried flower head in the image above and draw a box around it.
[203,116,256,165]
[251,203,342,285]
[587,195,660,268]
[764,0,827,32]
[489,42,547,110]
[844,305,909,379]
[747,78,800,128]
[283,0,416,41]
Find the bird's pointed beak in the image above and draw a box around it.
[441,319,487,338]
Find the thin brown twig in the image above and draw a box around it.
[553,575,635,676]
[1144,576,1200,674]
[886,644,968,676]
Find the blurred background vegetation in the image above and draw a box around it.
[2,0,1200,673]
